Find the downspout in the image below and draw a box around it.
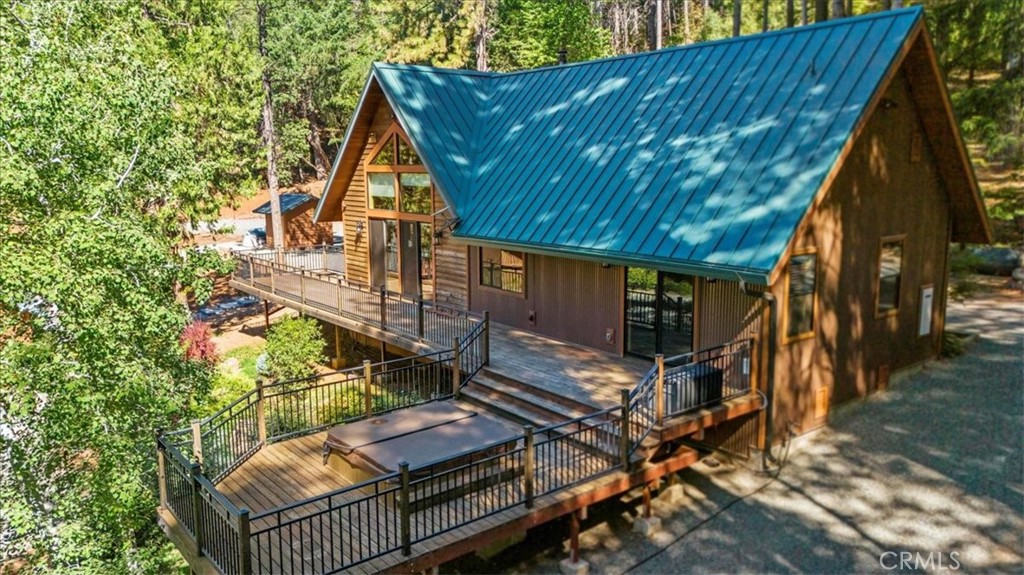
[737,276,778,470]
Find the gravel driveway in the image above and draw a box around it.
[454,289,1023,574]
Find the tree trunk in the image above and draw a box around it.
[891,0,903,8]
[802,0,809,25]
[655,0,663,49]
[683,0,690,42]
[733,0,742,37]
[831,0,844,18]
[475,0,489,71]
[815,0,828,23]
[846,0,853,16]
[787,0,795,27]
[762,0,769,31]
[258,2,283,250]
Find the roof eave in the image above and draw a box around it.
[450,234,772,285]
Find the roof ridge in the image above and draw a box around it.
[370,7,922,81]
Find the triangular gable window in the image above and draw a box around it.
[370,137,394,165]
[397,135,420,165]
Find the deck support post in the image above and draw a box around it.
[363,360,373,419]
[620,389,631,471]
[379,286,388,330]
[191,420,203,467]
[655,354,665,426]
[452,337,462,400]
[399,461,411,556]
[482,311,490,366]
[524,425,535,508]
[156,430,168,509]
[417,297,425,339]
[256,379,267,445]
[190,462,204,556]
[643,482,653,519]
[569,509,580,563]
[237,507,252,574]
[333,325,343,369]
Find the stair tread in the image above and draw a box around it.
[468,375,593,422]
[461,386,564,428]
[480,368,601,414]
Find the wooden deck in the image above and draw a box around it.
[213,403,627,574]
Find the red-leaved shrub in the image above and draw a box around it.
[181,320,219,365]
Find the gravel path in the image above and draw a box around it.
[452,289,1024,574]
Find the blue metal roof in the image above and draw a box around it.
[253,193,317,215]
[343,8,929,283]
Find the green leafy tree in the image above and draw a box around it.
[264,316,326,381]
[489,0,611,70]
[0,1,233,570]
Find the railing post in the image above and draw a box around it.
[399,461,411,556]
[237,507,252,575]
[300,271,306,306]
[269,262,276,294]
[451,337,461,400]
[336,278,344,315]
[256,379,267,445]
[524,425,535,508]
[363,359,373,418]
[417,297,425,339]
[482,311,491,366]
[655,354,665,426]
[248,257,256,288]
[620,388,631,471]
[156,430,168,509]
[379,286,388,330]
[190,462,205,555]
[191,419,204,467]
[321,244,328,270]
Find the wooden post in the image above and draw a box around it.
[333,325,342,369]
[417,297,425,339]
[190,462,204,554]
[336,279,344,315]
[263,300,270,331]
[249,257,256,288]
[452,337,461,400]
[482,311,490,366]
[363,359,373,419]
[399,461,411,556]
[524,425,535,508]
[269,262,276,294]
[191,419,204,466]
[237,507,252,574]
[321,244,328,270]
[620,388,631,471]
[256,379,267,445]
[643,482,653,519]
[655,354,665,426]
[156,430,168,509]
[569,509,580,564]
[379,286,388,330]
[299,271,306,306]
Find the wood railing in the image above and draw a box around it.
[158,334,753,574]
[232,250,479,349]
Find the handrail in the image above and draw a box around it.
[158,307,752,573]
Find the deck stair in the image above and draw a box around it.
[462,369,660,464]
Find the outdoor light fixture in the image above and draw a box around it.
[433,228,444,242]
[355,220,365,235]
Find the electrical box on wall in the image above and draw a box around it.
[605,328,615,345]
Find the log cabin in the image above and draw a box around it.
[158,8,991,574]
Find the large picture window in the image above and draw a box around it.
[877,238,904,314]
[480,247,525,294]
[786,252,817,340]
[368,173,396,210]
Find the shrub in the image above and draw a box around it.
[265,316,325,381]
[180,320,219,365]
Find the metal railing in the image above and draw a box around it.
[158,329,751,574]
[240,245,345,274]
[627,339,754,450]
[232,250,479,349]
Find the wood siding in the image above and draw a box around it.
[771,68,951,436]
[340,99,396,285]
[433,196,468,309]
[265,204,332,249]
[468,250,625,355]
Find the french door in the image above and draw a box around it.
[625,268,694,360]
[369,218,433,298]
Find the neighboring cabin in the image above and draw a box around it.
[313,7,989,439]
[253,192,333,248]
